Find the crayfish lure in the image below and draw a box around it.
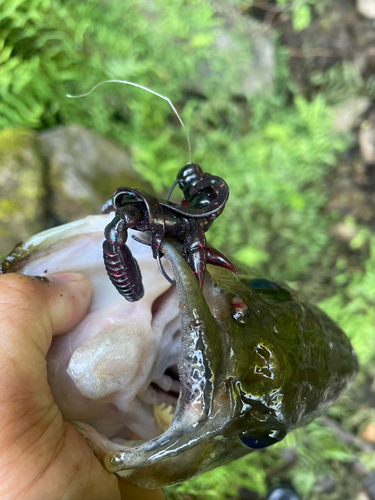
[102,163,237,301]
[67,79,237,301]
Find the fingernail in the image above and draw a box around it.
[48,272,88,282]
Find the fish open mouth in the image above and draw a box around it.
[6,214,213,445]
[57,234,189,444]
[3,214,234,485]
[136,286,182,435]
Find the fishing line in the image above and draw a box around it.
[166,179,179,201]
[157,252,176,287]
[67,79,192,165]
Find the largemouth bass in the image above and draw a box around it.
[0,213,358,488]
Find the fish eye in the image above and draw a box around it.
[237,435,272,449]
[237,429,286,449]
[246,279,292,303]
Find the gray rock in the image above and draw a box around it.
[332,97,371,132]
[0,125,155,257]
[359,119,375,164]
[38,125,153,222]
[357,0,375,19]
[0,128,46,256]
[185,4,275,97]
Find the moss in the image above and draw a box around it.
[0,127,46,255]
[0,128,37,153]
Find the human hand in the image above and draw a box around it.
[0,272,164,500]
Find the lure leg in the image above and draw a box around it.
[185,219,207,290]
[103,240,144,301]
[103,208,144,301]
[206,247,238,275]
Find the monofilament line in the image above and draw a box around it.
[67,79,192,165]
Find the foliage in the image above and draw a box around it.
[164,454,267,500]
[275,0,326,31]
[1,0,375,499]
[0,0,349,282]
[164,419,365,500]
[0,0,208,127]
[319,229,375,365]
[310,61,375,104]
[205,93,348,280]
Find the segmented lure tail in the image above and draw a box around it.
[103,240,144,301]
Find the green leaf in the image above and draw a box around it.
[234,246,270,267]
[293,4,311,31]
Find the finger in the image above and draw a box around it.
[0,271,92,355]
[0,272,92,427]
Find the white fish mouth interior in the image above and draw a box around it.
[61,242,183,444]
[141,287,181,408]
[63,278,183,445]
[16,215,184,445]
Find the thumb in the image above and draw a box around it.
[0,272,92,427]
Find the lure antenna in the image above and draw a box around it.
[67,79,192,164]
